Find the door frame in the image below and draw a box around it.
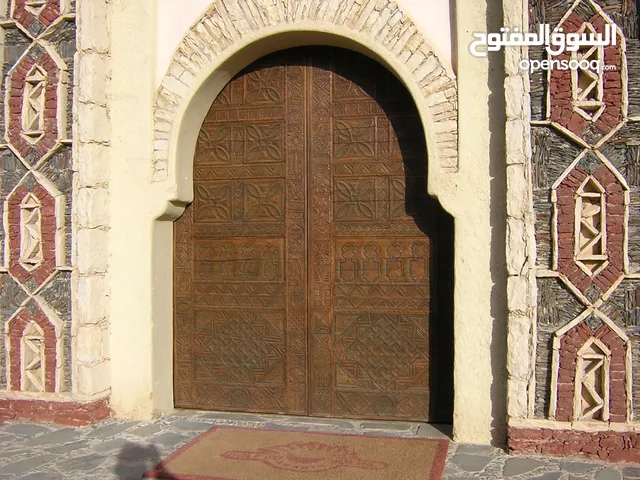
[108,2,509,446]
[151,26,467,429]
[173,46,448,421]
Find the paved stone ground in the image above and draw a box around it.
[0,411,637,479]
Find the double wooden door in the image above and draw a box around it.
[174,47,450,422]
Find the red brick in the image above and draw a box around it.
[541,444,565,455]
[0,398,110,426]
[608,450,640,463]
[576,276,592,292]
[601,436,625,449]
[563,443,583,455]
[609,414,627,423]
[582,443,600,455]
[557,222,573,234]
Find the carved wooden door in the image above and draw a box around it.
[174,47,444,422]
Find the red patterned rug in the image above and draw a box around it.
[143,426,448,480]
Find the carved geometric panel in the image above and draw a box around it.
[5,177,59,287]
[21,66,47,143]
[4,43,67,164]
[334,313,429,390]
[10,0,62,38]
[191,309,285,384]
[1,0,74,398]
[194,179,285,223]
[7,304,58,393]
[335,239,430,284]
[245,124,282,163]
[244,67,284,104]
[574,338,610,421]
[20,321,46,392]
[553,319,628,422]
[547,3,627,146]
[574,176,607,276]
[18,192,43,271]
[334,119,375,159]
[193,239,284,283]
[553,154,627,296]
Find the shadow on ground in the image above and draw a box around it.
[114,441,176,480]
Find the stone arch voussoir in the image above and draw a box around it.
[152,0,458,182]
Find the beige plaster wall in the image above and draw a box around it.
[98,0,508,446]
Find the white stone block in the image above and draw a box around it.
[507,217,527,276]
[76,229,109,274]
[414,55,439,83]
[77,361,111,396]
[506,164,529,219]
[507,314,531,379]
[503,0,526,31]
[77,187,109,228]
[162,75,189,99]
[434,119,457,134]
[154,148,169,161]
[77,103,111,145]
[78,0,109,53]
[101,325,110,361]
[427,91,448,107]
[406,51,426,74]
[76,274,109,324]
[406,32,423,52]
[507,377,529,419]
[507,275,530,314]
[153,140,170,153]
[78,143,109,187]
[155,121,172,134]
[422,75,450,95]
[76,324,103,364]
[505,50,524,78]
[505,75,524,120]
[506,119,527,165]
[153,169,168,182]
[78,53,108,105]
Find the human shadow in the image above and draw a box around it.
[114,441,177,480]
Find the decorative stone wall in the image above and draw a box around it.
[508,0,640,461]
[0,0,111,424]
[0,0,74,395]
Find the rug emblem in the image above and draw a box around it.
[221,441,390,472]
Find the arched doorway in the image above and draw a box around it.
[173,47,453,423]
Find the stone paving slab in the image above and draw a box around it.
[0,412,638,479]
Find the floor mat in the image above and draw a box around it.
[143,426,448,479]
